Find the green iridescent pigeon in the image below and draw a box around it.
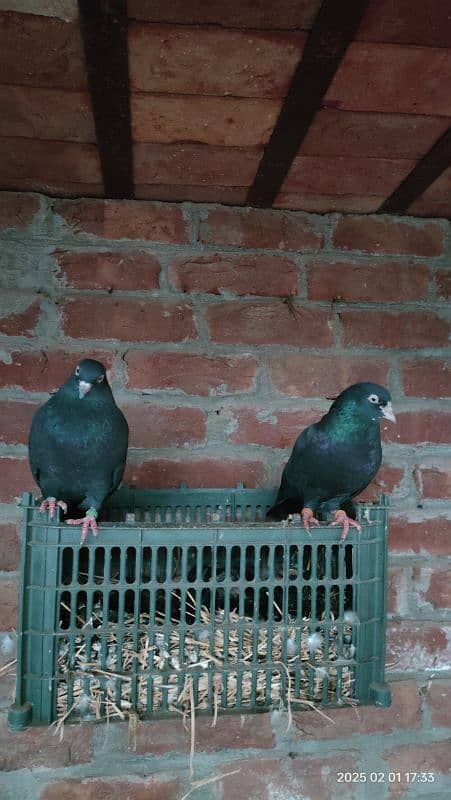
[266,382,396,539]
[28,359,129,543]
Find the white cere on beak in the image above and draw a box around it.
[381,401,396,423]
[79,380,92,399]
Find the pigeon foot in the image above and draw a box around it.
[331,509,361,542]
[39,497,68,519]
[66,508,98,544]
[301,507,320,535]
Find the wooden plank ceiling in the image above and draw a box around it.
[0,0,450,218]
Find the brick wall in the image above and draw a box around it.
[0,192,450,798]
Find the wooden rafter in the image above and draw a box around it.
[78,0,133,199]
[379,125,451,214]
[246,0,371,208]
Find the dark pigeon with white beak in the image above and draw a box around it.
[266,382,396,540]
[28,358,129,543]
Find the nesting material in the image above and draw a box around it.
[56,591,356,726]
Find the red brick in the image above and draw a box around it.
[326,42,451,116]
[0,522,20,571]
[388,566,409,616]
[387,622,451,671]
[301,108,450,158]
[341,310,449,349]
[389,515,451,555]
[0,717,93,772]
[228,407,320,448]
[10,178,104,198]
[436,270,451,300]
[208,301,334,346]
[134,142,261,187]
[359,0,451,48]
[0,300,41,337]
[129,23,305,98]
[0,350,115,392]
[128,0,321,29]
[332,215,444,256]
[0,12,86,90]
[41,777,180,800]
[306,260,429,302]
[426,679,451,727]
[0,191,40,230]
[52,198,188,243]
[170,254,299,297]
[123,457,266,489]
[0,457,36,502]
[0,400,39,445]
[402,359,451,398]
[124,351,258,396]
[199,207,322,251]
[269,354,390,397]
[423,569,451,609]
[135,184,248,205]
[134,713,274,755]
[132,94,280,147]
[54,249,161,291]
[383,741,451,797]
[275,191,382,214]
[383,411,451,445]
[291,680,419,741]
[357,465,405,502]
[420,464,451,499]
[125,405,206,448]
[0,138,101,186]
[0,577,18,630]
[284,155,415,197]
[0,85,95,142]
[216,755,358,800]
[60,297,197,342]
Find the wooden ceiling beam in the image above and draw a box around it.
[78,0,133,199]
[378,125,451,214]
[246,0,371,208]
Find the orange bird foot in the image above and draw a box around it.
[39,497,68,519]
[330,509,361,542]
[301,507,320,535]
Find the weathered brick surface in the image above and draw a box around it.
[128,0,321,29]
[383,411,451,445]
[60,297,197,342]
[0,300,41,337]
[0,350,115,392]
[52,198,189,242]
[425,679,451,727]
[39,776,180,800]
[269,354,390,396]
[0,400,39,444]
[124,351,258,396]
[169,253,299,296]
[0,521,20,571]
[227,407,320,448]
[284,154,415,197]
[387,622,451,671]
[199,206,322,250]
[306,259,430,302]
[124,457,266,489]
[436,269,451,299]
[420,464,451,499]
[389,515,451,554]
[0,576,18,630]
[423,569,451,609]
[134,142,262,187]
[0,457,35,502]
[54,249,161,291]
[208,301,334,345]
[341,310,449,348]
[383,741,451,797]
[332,215,444,256]
[125,404,206,448]
[0,191,40,230]
[402,358,451,398]
[0,85,95,143]
[0,718,93,771]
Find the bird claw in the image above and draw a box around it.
[39,497,68,519]
[66,511,98,544]
[331,510,361,542]
[301,507,320,535]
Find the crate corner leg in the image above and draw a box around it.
[8,701,32,731]
[369,682,391,708]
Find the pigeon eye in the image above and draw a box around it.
[368,393,379,404]
[75,366,80,377]
[97,375,105,383]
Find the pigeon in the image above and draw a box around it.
[266,382,396,540]
[28,358,129,543]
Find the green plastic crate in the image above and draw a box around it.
[9,486,391,730]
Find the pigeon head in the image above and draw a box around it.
[72,359,108,400]
[332,382,396,424]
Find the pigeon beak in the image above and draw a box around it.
[78,380,92,399]
[381,402,396,423]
